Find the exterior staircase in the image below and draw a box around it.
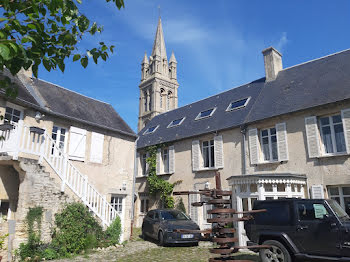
[0,124,118,228]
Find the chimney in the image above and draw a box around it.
[262,47,282,82]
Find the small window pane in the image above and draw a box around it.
[270,128,276,135]
[12,116,19,123]
[200,109,213,118]
[261,130,268,137]
[342,187,350,195]
[5,107,12,114]
[271,136,278,160]
[322,126,334,153]
[277,184,285,192]
[334,124,346,153]
[265,184,273,192]
[332,115,342,124]
[228,98,249,110]
[320,117,329,126]
[13,109,21,117]
[250,184,257,193]
[329,187,339,196]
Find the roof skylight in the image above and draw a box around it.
[167,117,185,128]
[143,125,159,135]
[226,97,251,111]
[195,107,216,120]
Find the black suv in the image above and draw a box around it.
[245,199,350,262]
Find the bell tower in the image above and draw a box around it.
[138,17,179,132]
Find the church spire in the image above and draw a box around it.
[151,17,167,61]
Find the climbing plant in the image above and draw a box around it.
[146,145,181,208]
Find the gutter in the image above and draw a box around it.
[130,136,139,239]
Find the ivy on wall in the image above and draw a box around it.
[146,145,181,208]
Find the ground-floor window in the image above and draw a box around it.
[328,186,350,215]
[111,195,123,215]
[140,198,149,214]
[0,201,9,219]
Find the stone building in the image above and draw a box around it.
[134,18,350,246]
[0,68,136,260]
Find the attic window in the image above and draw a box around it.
[167,117,185,128]
[143,125,159,135]
[226,97,251,111]
[195,108,216,120]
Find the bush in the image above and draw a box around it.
[175,197,187,214]
[104,215,121,245]
[51,202,103,256]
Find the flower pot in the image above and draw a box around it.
[29,126,45,135]
[0,123,14,131]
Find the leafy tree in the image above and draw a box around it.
[0,0,125,79]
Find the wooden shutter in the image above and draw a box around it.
[214,135,224,168]
[168,146,175,174]
[341,108,350,154]
[90,132,104,163]
[310,185,324,199]
[156,148,161,175]
[68,127,87,161]
[192,140,200,171]
[305,116,321,158]
[189,192,199,223]
[248,129,259,165]
[276,123,289,161]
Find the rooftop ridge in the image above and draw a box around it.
[35,78,112,106]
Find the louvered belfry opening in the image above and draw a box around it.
[174,172,269,261]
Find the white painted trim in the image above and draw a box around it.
[225,96,251,112]
[167,117,186,128]
[195,107,217,121]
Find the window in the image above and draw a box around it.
[298,202,328,220]
[141,153,148,176]
[162,148,169,173]
[167,91,172,110]
[226,97,250,111]
[149,92,152,111]
[144,91,148,112]
[195,108,216,120]
[253,201,291,225]
[202,140,215,168]
[51,126,67,155]
[328,186,350,215]
[143,125,159,135]
[320,115,346,154]
[111,195,123,215]
[160,89,165,108]
[260,128,278,162]
[4,106,21,123]
[140,198,149,213]
[167,117,185,128]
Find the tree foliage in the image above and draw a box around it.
[0,0,125,78]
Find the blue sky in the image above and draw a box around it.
[38,0,350,132]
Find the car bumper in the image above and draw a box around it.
[164,232,200,244]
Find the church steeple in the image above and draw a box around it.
[138,17,179,132]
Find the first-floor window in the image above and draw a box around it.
[162,148,169,173]
[260,127,278,161]
[4,106,21,124]
[202,140,215,168]
[140,198,149,214]
[111,195,123,215]
[320,115,346,154]
[141,153,147,176]
[51,126,66,155]
[328,186,350,215]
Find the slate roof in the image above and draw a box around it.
[0,70,136,138]
[137,48,350,148]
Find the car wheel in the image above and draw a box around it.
[158,231,165,246]
[260,240,291,262]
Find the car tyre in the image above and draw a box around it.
[260,240,292,262]
[158,231,165,246]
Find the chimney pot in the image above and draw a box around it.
[262,47,282,82]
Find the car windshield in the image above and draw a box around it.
[160,210,189,220]
[327,199,350,220]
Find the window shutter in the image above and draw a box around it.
[214,135,224,168]
[192,140,200,171]
[168,146,175,174]
[248,129,259,165]
[156,148,161,175]
[305,116,321,158]
[90,132,104,163]
[68,127,87,161]
[189,192,199,224]
[276,123,289,161]
[310,185,324,199]
[341,108,350,154]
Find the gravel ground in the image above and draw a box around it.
[51,228,260,262]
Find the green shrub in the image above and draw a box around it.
[51,202,103,256]
[41,247,58,260]
[104,215,121,245]
[175,197,187,214]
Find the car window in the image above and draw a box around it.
[160,210,189,220]
[298,202,329,221]
[154,212,159,220]
[253,202,291,225]
[147,211,154,219]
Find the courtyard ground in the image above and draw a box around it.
[52,228,260,262]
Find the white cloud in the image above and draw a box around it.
[276,32,288,52]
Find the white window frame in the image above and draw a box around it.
[111,195,124,215]
[162,148,169,173]
[260,127,278,162]
[319,114,347,155]
[195,107,217,121]
[140,198,150,214]
[328,186,350,215]
[202,139,215,168]
[167,117,185,128]
[51,126,68,156]
[226,97,251,112]
[143,125,159,135]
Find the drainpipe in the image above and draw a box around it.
[130,137,139,239]
[240,125,247,175]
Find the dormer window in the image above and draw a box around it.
[167,117,185,128]
[143,125,159,135]
[195,108,216,120]
[226,97,250,111]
